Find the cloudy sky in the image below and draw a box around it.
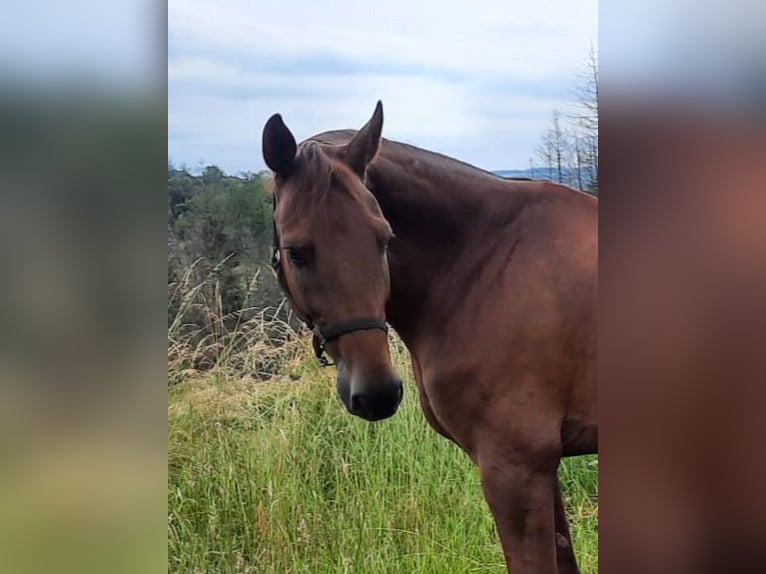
[169,0,597,174]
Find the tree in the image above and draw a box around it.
[168,165,204,219]
[570,128,585,192]
[533,47,598,195]
[536,128,555,181]
[202,165,224,185]
[575,45,598,194]
[537,110,567,184]
[552,110,565,184]
[169,165,274,316]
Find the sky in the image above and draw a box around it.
[1,1,160,87]
[3,1,762,174]
[168,0,598,174]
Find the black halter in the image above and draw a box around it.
[271,194,388,366]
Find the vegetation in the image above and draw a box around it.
[168,164,279,323]
[168,344,598,574]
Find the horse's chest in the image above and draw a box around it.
[415,366,490,454]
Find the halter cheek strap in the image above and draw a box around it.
[271,194,389,367]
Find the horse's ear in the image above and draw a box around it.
[262,113,297,177]
[344,100,383,176]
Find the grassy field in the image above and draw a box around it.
[168,349,598,574]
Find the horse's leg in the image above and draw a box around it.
[554,474,580,574]
[477,440,560,574]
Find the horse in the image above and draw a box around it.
[262,101,598,574]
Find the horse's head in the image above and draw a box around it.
[262,102,402,421]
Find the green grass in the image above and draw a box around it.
[168,360,598,573]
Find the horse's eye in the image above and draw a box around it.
[287,248,308,268]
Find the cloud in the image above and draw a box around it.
[168,0,597,173]
[2,0,156,86]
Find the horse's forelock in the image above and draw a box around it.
[285,141,332,207]
[291,140,371,209]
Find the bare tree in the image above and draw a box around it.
[570,127,585,192]
[536,129,555,182]
[575,44,598,193]
[532,46,598,194]
[551,110,565,184]
[537,110,569,185]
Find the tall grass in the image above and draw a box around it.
[167,270,598,573]
[167,260,307,385]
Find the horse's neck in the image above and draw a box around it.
[366,151,524,350]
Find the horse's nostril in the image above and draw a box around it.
[350,393,366,414]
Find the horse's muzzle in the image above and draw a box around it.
[348,378,403,421]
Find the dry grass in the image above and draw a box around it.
[168,260,308,385]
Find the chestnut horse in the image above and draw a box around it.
[262,102,597,574]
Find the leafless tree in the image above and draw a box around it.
[570,127,585,192]
[575,44,598,192]
[534,46,598,194]
[536,129,555,182]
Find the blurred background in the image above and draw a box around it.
[600,1,766,573]
[0,1,165,573]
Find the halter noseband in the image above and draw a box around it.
[271,194,388,366]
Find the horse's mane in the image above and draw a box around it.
[309,129,509,184]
